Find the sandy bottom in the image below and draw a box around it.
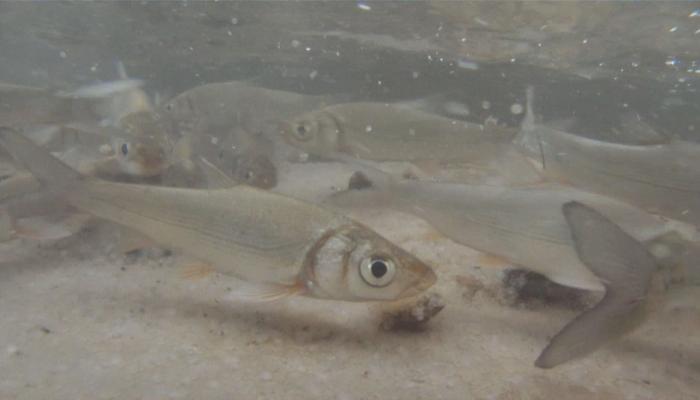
[1,161,699,400]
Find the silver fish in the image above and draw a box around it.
[161,81,332,138]
[0,82,100,126]
[158,82,326,188]
[329,168,690,366]
[0,127,435,302]
[280,102,520,163]
[515,87,700,227]
[327,166,696,292]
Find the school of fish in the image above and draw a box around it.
[0,73,697,370]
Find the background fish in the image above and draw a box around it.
[0,127,435,302]
[515,87,700,227]
[280,102,521,163]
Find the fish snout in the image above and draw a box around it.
[400,261,437,298]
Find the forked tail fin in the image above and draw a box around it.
[535,201,660,368]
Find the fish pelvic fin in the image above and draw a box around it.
[535,201,660,369]
[0,127,84,191]
[228,280,307,303]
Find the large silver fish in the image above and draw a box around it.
[0,127,435,302]
[329,169,690,366]
[515,87,700,227]
[329,167,695,291]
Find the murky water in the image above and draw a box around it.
[0,2,699,399]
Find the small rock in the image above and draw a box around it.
[380,292,445,331]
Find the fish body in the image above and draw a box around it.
[161,81,331,138]
[0,127,435,302]
[158,82,328,188]
[281,102,520,163]
[329,170,696,291]
[515,87,700,226]
[0,83,100,126]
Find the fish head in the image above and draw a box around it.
[279,110,341,157]
[111,133,169,178]
[301,223,436,301]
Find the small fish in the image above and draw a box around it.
[280,102,520,163]
[515,86,700,227]
[0,82,101,126]
[327,165,696,292]
[535,202,666,368]
[158,81,323,188]
[160,81,332,139]
[0,80,151,128]
[57,79,144,99]
[0,127,435,302]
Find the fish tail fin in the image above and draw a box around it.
[535,201,660,369]
[0,127,84,191]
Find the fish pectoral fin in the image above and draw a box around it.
[228,281,306,303]
[535,201,660,369]
[476,253,512,268]
[181,262,216,280]
[116,227,157,253]
[13,213,92,241]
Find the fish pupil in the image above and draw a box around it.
[121,143,129,156]
[296,124,307,136]
[370,260,388,278]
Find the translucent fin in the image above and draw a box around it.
[13,213,92,241]
[0,127,83,190]
[535,201,659,369]
[58,79,144,99]
[181,262,216,280]
[227,281,306,303]
[196,157,238,189]
[116,227,156,253]
[0,208,14,242]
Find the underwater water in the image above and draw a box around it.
[0,2,699,399]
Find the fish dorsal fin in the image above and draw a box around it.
[535,201,660,368]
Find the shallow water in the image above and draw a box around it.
[0,2,699,399]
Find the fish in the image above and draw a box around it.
[535,202,666,368]
[160,81,333,139]
[0,80,151,128]
[0,82,101,126]
[158,81,336,187]
[108,110,278,189]
[280,102,520,163]
[0,127,436,302]
[327,165,696,292]
[515,86,700,227]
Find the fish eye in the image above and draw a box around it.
[292,121,314,141]
[120,143,130,156]
[360,257,396,287]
